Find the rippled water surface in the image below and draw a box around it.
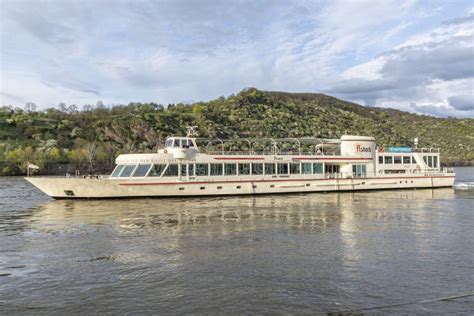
[1,168,473,314]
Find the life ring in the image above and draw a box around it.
[164,149,168,154]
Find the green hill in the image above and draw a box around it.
[1,88,473,175]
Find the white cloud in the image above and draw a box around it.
[0,0,473,118]
[329,8,474,117]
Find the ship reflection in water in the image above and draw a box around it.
[28,188,458,232]
[1,188,473,314]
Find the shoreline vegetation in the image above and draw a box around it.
[1,88,473,176]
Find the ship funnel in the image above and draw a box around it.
[340,135,376,158]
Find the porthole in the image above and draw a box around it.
[252,185,257,188]
[179,187,185,191]
[411,180,413,183]
[270,184,275,188]
[236,186,241,189]
[306,183,310,187]
[200,187,205,190]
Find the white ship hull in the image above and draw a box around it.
[26,174,455,199]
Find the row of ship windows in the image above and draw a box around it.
[111,162,326,178]
[378,155,438,168]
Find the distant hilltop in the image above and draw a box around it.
[0,88,473,175]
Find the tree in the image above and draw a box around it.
[84,142,97,174]
[24,102,37,112]
[58,102,68,112]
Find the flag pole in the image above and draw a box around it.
[27,160,30,177]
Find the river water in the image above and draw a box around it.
[1,168,473,314]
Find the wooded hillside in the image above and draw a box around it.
[1,88,473,175]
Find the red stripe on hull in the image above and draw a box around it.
[211,156,373,161]
[293,157,373,161]
[212,157,265,160]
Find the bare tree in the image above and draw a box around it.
[84,142,97,174]
[24,102,37,112]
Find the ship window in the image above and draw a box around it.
[423,156,428,164]
[278,163,288,175]
[290,163,300,174]
[428,156,433,168]
[301,163,312,174]
[132,164,151,177]
[264,163,275,175]
[252,163,263,175]
[210,163,223,176]
[148,164,166,177]
[236,185,241,189]
[352,164,366,177]
[403,156,411,164]
[173,139,180,147]
[394,156,402,164]
[111,165,124,177]
[163,164,179,177]
[217,186,222,189]
[378,156,383,164]
[384,156,393,164]
[238,163,250,175]
[433,156,438,168]
[224,164,237,176]
[181,164,194,177]
[313,163,323,174]
[195,164,209,176]
[165,139,173,147]
[120,165,136,177]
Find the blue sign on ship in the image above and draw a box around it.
[387,147,412,153]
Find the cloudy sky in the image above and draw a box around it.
[0,0,473,117]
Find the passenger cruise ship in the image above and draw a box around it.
[26,134,455,199]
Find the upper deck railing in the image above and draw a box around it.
[202,150,340,156]
[376,147,440,154]
[195,137,341,156]
[412,148,440,153]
